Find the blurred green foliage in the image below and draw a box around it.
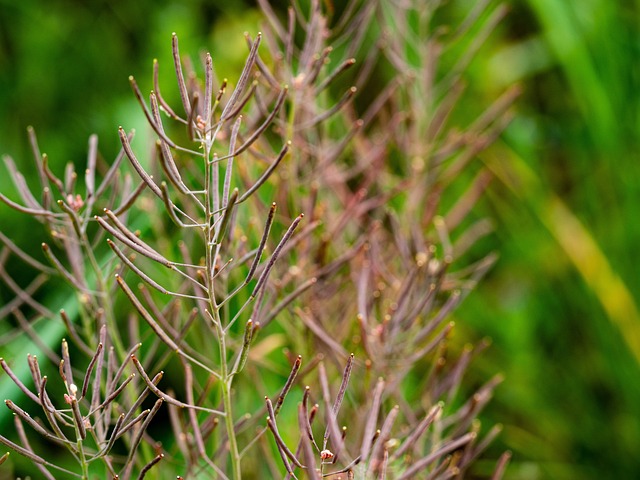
[1,0,639,478]
[455,0,640,478]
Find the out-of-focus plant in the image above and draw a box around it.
[0,1,515,478]
[445,1,640,477]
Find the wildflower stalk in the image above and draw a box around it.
[203,71,241,478]
[212,306,241,479]
[76,437,89,480]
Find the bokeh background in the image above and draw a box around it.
[1,0,639,478]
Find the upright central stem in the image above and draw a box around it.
[212,306,241,479]
[204,136,241,479]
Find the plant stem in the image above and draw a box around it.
[212,306,241,480]
[76,438,89,479]
[204,128,241,479]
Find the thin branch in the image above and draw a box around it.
[237,142,290,204]
[115,275,220,378]
[131,355,224,414]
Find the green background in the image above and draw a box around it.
[1,0,640,478]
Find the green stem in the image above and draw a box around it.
[203,129,241,478]
[212,306,241,480]
[286,90,296,142]
[76,438,89,479]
